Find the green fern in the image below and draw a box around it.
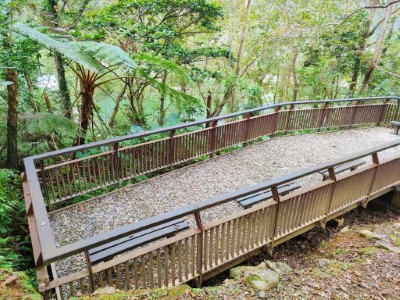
[12,23,138,75]
[12,23,103,73]
[71,41,137,73]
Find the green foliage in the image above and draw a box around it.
[19,113,77,155]
[0,169,32,270]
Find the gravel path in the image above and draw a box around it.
[50,127,400,248]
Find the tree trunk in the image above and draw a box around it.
[43,91,53,113]
[291,50,299,101]
[273,64,280,104]
[158,73,167,126]
[5,68,19,169]
[54,53,72,118]
[74,73,95,146]
[206,91,212,119]
[23,71,38,112]
[109,84,127,128]
[349,0,378,95]
[360,1,395,93]
[46,0,72,119]
[235,0,252,76]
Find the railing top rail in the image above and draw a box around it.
[42,139,400,264]
[27,96,399,162]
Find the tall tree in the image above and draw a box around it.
[360,1,397,93]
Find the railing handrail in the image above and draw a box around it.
[41,139,400,264]
[28,96,399,162]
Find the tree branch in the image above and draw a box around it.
[64,0,91,30]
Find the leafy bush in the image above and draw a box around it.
[0,169,32,270]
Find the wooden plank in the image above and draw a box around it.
[89,220,189,264]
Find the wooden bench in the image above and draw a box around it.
[88,219,189,265]
[236,182,301,209]
[391,121,400,135]
[319,161,366,180]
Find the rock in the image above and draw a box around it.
[92,286,116,295]
[230,262,280,291]
[340,226,349,233]
[265,260,292,274]
[167,285,192,297]
[250,274,279,291]
[376,241,400,254]
[316,258,332,267]
[358,229,386,240]
[258,291,266,298]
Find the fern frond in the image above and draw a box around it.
[139,69,200,106]
[72,42,137,74]
[12,23,103,73]
[134,53,191,84]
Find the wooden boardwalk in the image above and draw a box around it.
[22,97,400,299]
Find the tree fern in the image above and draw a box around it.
[71,41,137,74]
[13,24,139,75]
[12,22,103,73]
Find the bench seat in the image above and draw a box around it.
[391,121,400,135]
[89,219,189,265]
[236,182,301,209]
[319,161,365,180]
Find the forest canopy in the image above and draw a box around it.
[1,0,400,169]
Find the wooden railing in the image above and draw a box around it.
[22,97,400,299]
[32,97,398,208]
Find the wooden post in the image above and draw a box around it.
[242,113,252,147]
[113,142,120,185]
[284,104,294,135]
[209,121,218,158]
[377,99,389,126]
[395,99,400,121]
[84,251,95,293]
[271,106,281,136]
[268,186,281,256]
[363,152,380,207]
[317,103,329,132]
[321,166,337,228]
[349,100,361,126]
[194,212,203,287]
[168,130,176,169]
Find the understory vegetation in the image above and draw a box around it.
[1,0,400,297]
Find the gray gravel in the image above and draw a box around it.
[50,127,400,247]
[49,127,400,278]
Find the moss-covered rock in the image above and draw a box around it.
[230,262,280,291]
[0,268,42,300]
[77,284,191,299]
